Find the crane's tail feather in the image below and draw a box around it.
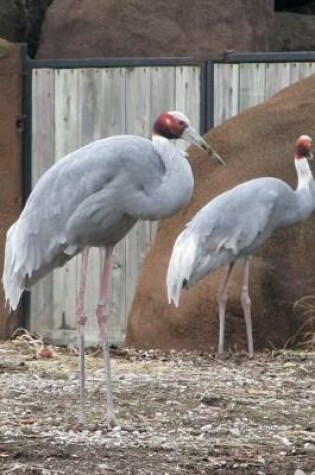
[2,222,26,311]
[166,230,199,307]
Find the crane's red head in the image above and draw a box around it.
[153,111,189,139]
[295,135,313,159]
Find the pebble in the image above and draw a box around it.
[200,424,213,432]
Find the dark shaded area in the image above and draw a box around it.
[0,0,53,57]
[126,75,315,352]
[275,0,315,14]
[270,12,315,51]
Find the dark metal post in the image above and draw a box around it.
[206,60,214,131]
[20,44,32,329]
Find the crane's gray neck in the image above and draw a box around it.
[151,134,181,164]
[296,157,314,190]
[293,157,315,222]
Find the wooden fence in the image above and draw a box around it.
[28,57,315,346]
[213,61,315,125]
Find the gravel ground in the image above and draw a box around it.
[0,339,314,474]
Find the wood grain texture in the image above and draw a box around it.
[213,64,239,126]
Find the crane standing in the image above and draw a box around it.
[167,135,314,356]
[3,111,225,428]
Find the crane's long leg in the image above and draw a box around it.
[240,257,253,356]
[96,246,117,429]
[76,248,89,424]
[217,263,234,354]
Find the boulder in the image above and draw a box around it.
[37,0,274,58]
[126,74,315,351]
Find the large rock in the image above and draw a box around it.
[126,74,315,352]
[37,0,274,58]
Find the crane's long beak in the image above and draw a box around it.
[182,126,226,166]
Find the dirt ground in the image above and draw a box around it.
[0,340,314,475]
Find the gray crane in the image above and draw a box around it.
[3,110,225,428]
[167,135,313,356]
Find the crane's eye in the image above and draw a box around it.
[179,120,185,126]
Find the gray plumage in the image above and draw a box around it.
[167,135,314,354]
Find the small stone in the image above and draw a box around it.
[200,424,213,432]
[304,442,315,450]
[294,470,306,475]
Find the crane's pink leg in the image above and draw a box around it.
[96,246,117,429]
[217,263,234,354]
[76,248,89,424]
[240,257,253,356]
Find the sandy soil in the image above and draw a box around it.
[0,340,314,474]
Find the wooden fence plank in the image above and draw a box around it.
[213,64,239,126]
[289,62,315,84]
[30,69,55,335]
[265,63,291,100]
[239,63,266,113]
[175,65,200,150]
[150,66,176,123]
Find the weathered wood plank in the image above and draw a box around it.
[150,66,176,122]
[265,62,291,100]
[175,66,200,129]
[79,68,103,144]
[30,69,55,335]
[213,63,239,126]
[289,62,315,84]
[175,65,200,150]
[239,63,266,113]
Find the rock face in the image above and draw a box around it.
[125,75,315,352]
[37,0,274,58]
[0,41,23,338]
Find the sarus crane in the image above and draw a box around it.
[3,111,225,428]
[167,135,313,356]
